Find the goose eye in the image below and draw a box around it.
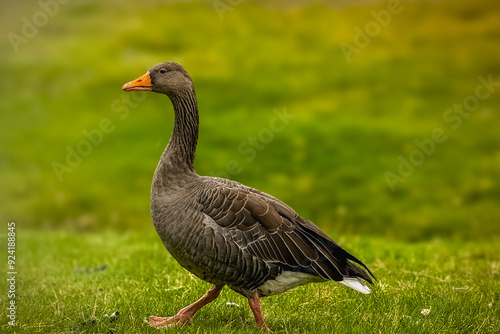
[160,69,166,74]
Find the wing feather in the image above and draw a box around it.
[198,177,375,286]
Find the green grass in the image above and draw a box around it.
[1,230,498,333]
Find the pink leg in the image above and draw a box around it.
[248,293,272,332]
[149,285,222,329]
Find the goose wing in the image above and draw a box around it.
[197,177,375,285]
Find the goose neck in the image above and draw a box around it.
[162,91,199,174]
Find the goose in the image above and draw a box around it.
[122,62,375,332]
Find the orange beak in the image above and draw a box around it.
[122,72,153,91]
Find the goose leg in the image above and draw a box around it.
[248,293,271,332]
[149,284,223,329]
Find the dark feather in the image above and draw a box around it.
[198,178,376,290]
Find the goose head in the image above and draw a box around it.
[122,62,194,98]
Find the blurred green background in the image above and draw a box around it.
[1,0,499,242]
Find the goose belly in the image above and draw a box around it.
[151,207,232,285]
[257,271,325,297]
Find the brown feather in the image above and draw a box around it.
[198,180,375,289]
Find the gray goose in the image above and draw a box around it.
[122,62,375,332]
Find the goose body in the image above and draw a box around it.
[123,62,375,331]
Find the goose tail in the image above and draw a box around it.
[339,277,371,294]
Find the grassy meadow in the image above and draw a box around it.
[1,231,499,333]
[1,0,499,332]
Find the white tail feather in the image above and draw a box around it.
[339,277,371,294]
